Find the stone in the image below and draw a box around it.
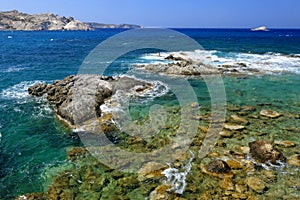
[206,160,231,173]
[245,177,267,193]
[219,131,233,138]
[287,154,300,167]
[220,177,234,191]
[236,146,250,154]
[230,115,249,125]
[198,126,208,132]
[274,140,296,148]
[260,110,281,118]
[249,140,285,164]
[261,170,276,181]
[226,160,244,170]
[137,162,167,181]
[149,185,172,200]
[227,105,241,111]
[223,124,245,131]
[242,106,256,112]
[231,192,248,199]
[190,102,199,108]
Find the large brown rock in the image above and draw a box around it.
[249,140,285,164]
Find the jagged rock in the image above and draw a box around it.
[28,83,47,96]
[245,177,267,193]
[165,54,185,61]
[0,10,91,31]
[249,140,285,164]
[259,110,281,118]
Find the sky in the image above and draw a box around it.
[0,0,299,28]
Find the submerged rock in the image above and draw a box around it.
[138,162,167,181]
[259,110,281,118]
[249,140,285,164]
[274,140,296,148]
[206,160,231,173]
[287,154,300,167]
[230,114,249,125]
[245,177,267,193]
[223,123,245,131]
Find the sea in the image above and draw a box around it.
[0,29,299,199]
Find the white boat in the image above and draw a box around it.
[251,26,269,31]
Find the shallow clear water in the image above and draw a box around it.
[0,29,299,199]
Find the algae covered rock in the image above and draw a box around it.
[245,176,267,193]
[249,140,285,164]
[206,160,231,173]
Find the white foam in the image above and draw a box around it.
[1,66,26,73]
[0,81,41,99]
[0,80,44,100]
[162,151,194,194]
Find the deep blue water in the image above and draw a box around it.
[0,29,299,199]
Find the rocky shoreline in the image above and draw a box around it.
[23,74,300,199]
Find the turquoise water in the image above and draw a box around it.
[0,29,299,199]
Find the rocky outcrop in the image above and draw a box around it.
[28,74,153,130]
[0,10,91,30]
[134,52,264,76]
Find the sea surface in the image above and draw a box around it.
[0,29,299,199]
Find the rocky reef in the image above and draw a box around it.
[0,10,91,31]
[134,51,265,76]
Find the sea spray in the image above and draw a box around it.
[161,151,195,194]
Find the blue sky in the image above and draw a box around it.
[1,0,299,28]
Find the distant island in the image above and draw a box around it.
[0,10,142,31]
[85,22,142,29]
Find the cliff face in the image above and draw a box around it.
[0,10,91,31]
